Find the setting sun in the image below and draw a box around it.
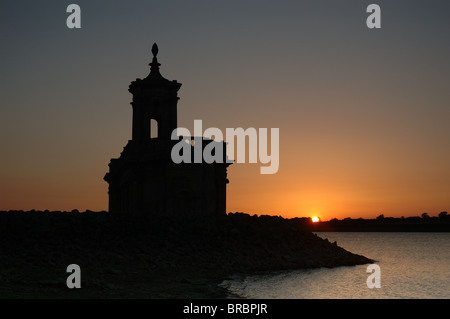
[312,216,320,223]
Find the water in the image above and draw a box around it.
[220,232,450,298]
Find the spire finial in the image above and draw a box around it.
[152,43,159,58]
[149,43,161,72]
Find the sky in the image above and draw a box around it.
[1,0,449,220]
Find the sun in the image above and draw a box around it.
[311,216,320,223]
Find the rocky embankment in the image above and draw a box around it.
[0,211,373,298]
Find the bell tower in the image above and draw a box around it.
[128,43,182,142]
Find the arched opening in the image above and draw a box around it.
[150,119,158,139]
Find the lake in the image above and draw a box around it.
[220,232,450,298]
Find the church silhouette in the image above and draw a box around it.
[104,44,231,217]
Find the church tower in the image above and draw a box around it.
[129,43,181,142]
[104,44,230,217]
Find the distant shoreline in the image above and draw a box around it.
[2,210,449,232]
[307,215,450,232]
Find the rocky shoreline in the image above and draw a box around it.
[0,211,373,298]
